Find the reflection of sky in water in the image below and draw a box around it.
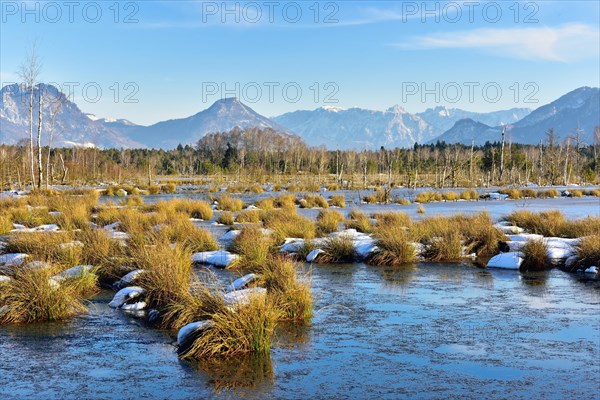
[1,261,599,398]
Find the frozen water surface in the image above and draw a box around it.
[1,263,598,399]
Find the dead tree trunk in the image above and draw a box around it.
[59,154,68,184]
[469,140,474,183]
[499,126,506,182]
[37,88,43,189]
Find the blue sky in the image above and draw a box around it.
[1,1,599,125]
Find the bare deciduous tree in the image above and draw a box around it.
[46,90,66,189]
[36,86,43,188]
[499,125,507,182]
[18,42,41,188]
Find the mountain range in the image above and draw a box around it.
[434,87,600,145]
[0,84,144,148]
[415,107,531,133]
[124,97,292,149]
[272,105,531,149]
[1,83,598,149]
[272,105,438,149]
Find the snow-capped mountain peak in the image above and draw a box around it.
[432,87,599,145]
[1,83,144,148]
[3,83,597,150]
[273,104,437,149]
[123,97,294,148]
[435,106,450,117]
[386,105,407,114]
[321,105,345,112]
[85,113,101,121]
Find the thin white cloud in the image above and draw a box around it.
[399,23,600,62]
[0,71,18,83]
[332,6,429,26]
[137,2,429,30]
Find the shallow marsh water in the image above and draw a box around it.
[2,191,598,398]
[108,191,600,221]
[1,263,598,399]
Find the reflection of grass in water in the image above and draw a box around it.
[275,321,311,347]
[192,353,274,392]
[472,269,494,290]
[519,271,550,286]
[378,263,493,292]
[438,268,466,285]
[376,265,418,294]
